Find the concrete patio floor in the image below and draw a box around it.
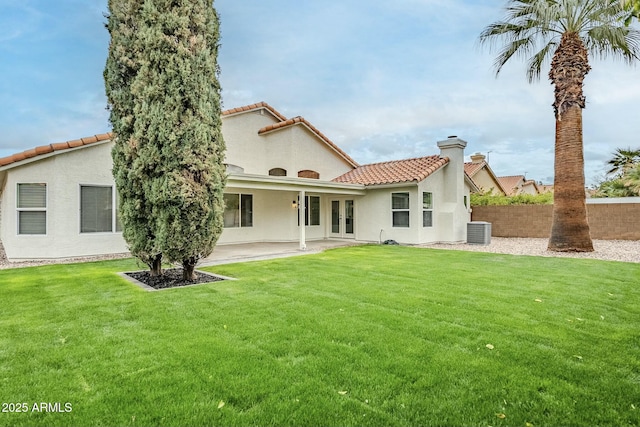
[199,239,364,266]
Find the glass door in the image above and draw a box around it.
[330,199,355,238]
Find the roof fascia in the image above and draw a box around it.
[0,139,112,172]
[227,173,366,195]
[221,103,287,122]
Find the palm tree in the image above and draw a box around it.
[622,164,640,194]
[479,0,640,252]
[622,0,640,23]
[606,147,640,175]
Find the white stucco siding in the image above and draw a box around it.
[260,126,354,180]
[221,111,279,174]
[2,142,128,260]
[352,185,419,244]
[217,188,328,245]
[418,173,443,244]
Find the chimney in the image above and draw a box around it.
[470,152,486,164]
[437,136,469,242]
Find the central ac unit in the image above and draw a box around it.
[467,221,491,245]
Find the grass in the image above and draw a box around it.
[1,245,639,426]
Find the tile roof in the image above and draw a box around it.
[221,101,288,122]
[332,155,449,186]
[0,103,287,170]
[258,116,359,168]
[0,133,113,168]
[464,160,508,195]
[497,175,526,196]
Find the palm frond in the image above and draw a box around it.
[526,40,558,81]
[480,0,639,81]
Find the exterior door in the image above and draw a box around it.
[330,199,355,238]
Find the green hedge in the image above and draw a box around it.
[471,192,553,206]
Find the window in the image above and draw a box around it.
[17,183,47,235]
[392,192,410,227]
[298,170,320,179]
[80,185,121,233]
[299,196,320,226]
[224,193,253,228]
[269,168,287,177]
[423,192,433,227]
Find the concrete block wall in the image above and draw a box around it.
[472,203,640,240]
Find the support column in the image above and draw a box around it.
[299,190,307,250]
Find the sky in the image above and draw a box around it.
[1,1,638,186]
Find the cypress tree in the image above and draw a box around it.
[105,0,226,279]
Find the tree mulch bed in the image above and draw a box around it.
[124,268,226,290]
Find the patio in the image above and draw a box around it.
[200,239,363,266]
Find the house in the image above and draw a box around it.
[0,102,476,261]
[497,175,540,196]
[464,153,507,195]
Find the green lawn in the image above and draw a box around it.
[1,245,639,426]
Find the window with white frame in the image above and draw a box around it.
[297,196,320,226]
[80,185,122,233]
[224,193,253,228]
[392,192,410,227]
[17,183,47,235]
[423,192,433,227]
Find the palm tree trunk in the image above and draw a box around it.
[548,106,594,251]
[548,32,593,252]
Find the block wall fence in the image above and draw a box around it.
[471,199,640,240]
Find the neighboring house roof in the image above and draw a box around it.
[464,161,485,177]
[332,155,449,186]
[497,175,528,196]
[0,133,113,169]
[538,184,554,193]
[258,116,359,169]
[464,156,508,195]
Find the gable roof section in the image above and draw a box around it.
[258,115,359,169]
[497,175,526,196]
[464,161,485,177]
[0,133,113,170]
[332,155,449,186]
[221,101,288,122]
[464,160,508,195]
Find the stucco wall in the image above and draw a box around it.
[1,142,128,260]
[471,201,640,240]
[222,111,354,180]
[472,169,503,195]
[217,188,328,245]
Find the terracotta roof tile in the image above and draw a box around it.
[464,160,485,177]
[221,101,288,122]
[35,145,55,156]
[497,175,525,196]
[0,132,113,169]
[333,155,449,186]
[258,116,359,168]
[464,160,509,195]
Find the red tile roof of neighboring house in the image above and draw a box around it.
[464,160,508,195]
[333,155,449,186]
[464,161,485,177]
[497,175,526,196]
[258,116,359,168]
[0,133,113,168]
